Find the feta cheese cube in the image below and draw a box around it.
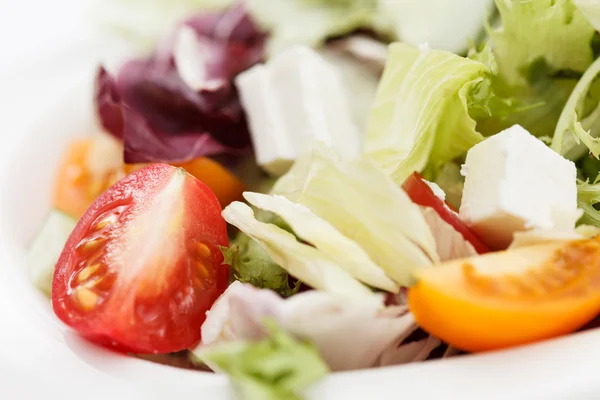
[459,125,581,250]
[235,46,361,176]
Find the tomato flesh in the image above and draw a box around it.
[402,172,489,254]
[408,239,600,352]
[52,164,229,354]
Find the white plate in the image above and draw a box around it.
[2,59,600,400]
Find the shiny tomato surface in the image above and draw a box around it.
[52,164,229,354]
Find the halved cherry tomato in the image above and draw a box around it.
[52,164,229,354]
[408,238,600,352]
[402,172,489,254]
[54,135,245,218]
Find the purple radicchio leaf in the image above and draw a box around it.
[94,3,266,164]
[95,67,124,140]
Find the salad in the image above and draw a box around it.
[26,0,600,398]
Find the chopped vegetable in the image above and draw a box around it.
[551,57,600,160]
[195,282,422,371]
[55,134,245,217]
[52,165,229,353]
[365,43,500,183]
[409,238,600,352]
[95,5,266,164]
[223,233,299,297]
[402,172,489,255]
[244,192,398,292]
[245,0,376,56]
[273,143,438,286]
[222,201,373,299]
[197,320,328,400]
[28,210,77,297]
[53,135,124,218]
[235,46,361,176]
[575,0,600,30]
[490,0,596,87]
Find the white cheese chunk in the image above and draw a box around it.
[459,124,581,250]
[235,46,361,176]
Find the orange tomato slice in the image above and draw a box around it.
[55,135,245,219]
[54,136,124,218]
[408,238,600,352]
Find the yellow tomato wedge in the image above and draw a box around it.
[408,237,600,352]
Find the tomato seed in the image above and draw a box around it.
[78,264,101,282]
[74,287,98,311]
[195,242,211,258]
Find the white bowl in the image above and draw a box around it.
[2,60,600,400]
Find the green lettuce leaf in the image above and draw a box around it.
[223,208,301,297]
[364,43,493,183]
[490,0,596,87]
[245,0,376,56]
[576,179,600,226]
[273,143,437,286]
[222,238,299,298]
[551,57,600,159]
[198,320,329,400]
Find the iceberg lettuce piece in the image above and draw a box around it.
[273,143,437,286]
[243,192,398,292]
[365,43,491,183]
[222,202,373,299]
[575,0,600,30]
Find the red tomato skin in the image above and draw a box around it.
[402,172,489,254]
[52,164,229,354]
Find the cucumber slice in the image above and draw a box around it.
[28,210,77,297]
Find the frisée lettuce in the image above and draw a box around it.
[490,0,596,87]
[552,57,600,159]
